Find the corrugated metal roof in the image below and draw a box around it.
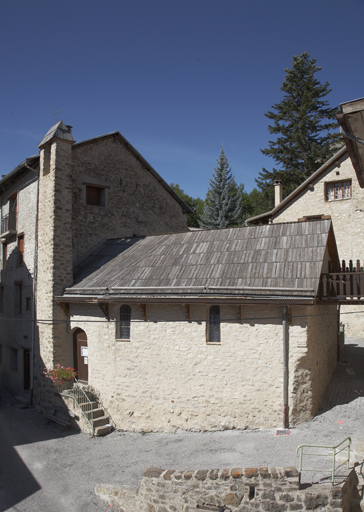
[66,219,336,300]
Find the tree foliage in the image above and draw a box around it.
[169,183,205,228]
[199,148,243,229]
[256,52,341,206]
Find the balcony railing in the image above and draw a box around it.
[1,212,17,237]
[320,259,364,299]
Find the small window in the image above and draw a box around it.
[25,297,31,311]
[326,180,351,201]
[118,305,131,340]
[10,348,18,370]
[86,185,105,206]
[14,282,22,315]
[207,305,221,343]
[2,242,7,270]
[17,235,24,265]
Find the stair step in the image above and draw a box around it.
[94,424,113,437]
[84,407,104,419]
[79,400,98,410]
[92,415,109,428]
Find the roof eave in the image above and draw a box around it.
[0,155,40,191]
[337,97,364,188]
[247,146,347,224]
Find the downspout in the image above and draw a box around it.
[25,163,39,406]
[282,306,289,429]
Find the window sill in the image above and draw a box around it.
[116,338,131,342]
[206,342,221,345]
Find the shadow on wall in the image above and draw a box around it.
[0,238,35,396]
[318,341,364,415]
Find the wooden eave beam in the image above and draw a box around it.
[182,303,191,322]
[97,302,110,320]
[58,301,70,317]
[235,305,241,323]
[138,303,146,321]
[337,112,364,188]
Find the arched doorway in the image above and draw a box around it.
[73,329,88,383]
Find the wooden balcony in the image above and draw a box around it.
[1,212,17,238]
[320,260,364,302]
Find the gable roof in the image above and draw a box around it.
[62,219,338,303]
[73,131,192,215]
[247,146,347,224]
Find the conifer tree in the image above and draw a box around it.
[169,183,205,228]
[256,52,341,205]
[199,148,242,229]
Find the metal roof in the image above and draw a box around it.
[64,219,337,301]
[38,120,75,147]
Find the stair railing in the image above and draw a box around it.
[54,378,94,436]
[296,437,351,484]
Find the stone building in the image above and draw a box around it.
[248,97,364,337]
[0,121,190,400]
[0,119,346,435]
[58,219,340,432]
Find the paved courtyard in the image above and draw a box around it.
[1,338,363,512]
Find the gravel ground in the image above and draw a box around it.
[1,338,363,512]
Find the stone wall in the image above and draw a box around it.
[273,152,364,337]
[289,305,338,425]
[95,466,360,512]
[71,136,188,264]
[0,170,38,395]
[34,138,74,410]
[67,302,338,432]
[274,153,364,262]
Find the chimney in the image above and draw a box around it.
[274,181,282,207]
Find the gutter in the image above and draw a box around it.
[282,306,289,428]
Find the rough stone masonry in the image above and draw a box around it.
[95,466,361,512]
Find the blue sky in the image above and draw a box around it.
[1,0,364,198]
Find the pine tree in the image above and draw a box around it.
[199,148,242,229]
[256,52,341,205]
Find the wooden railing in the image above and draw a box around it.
[320,260,364,299]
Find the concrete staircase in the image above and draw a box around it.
[81,391,113,437]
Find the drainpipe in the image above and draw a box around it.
[25,162,39,406]
[282,306,289,428]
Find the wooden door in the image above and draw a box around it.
[73,329,88,383]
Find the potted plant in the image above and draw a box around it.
[43,365,77,392]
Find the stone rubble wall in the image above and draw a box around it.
[95,466,360,512]
[273,152,364,338]
[71,136,188,264]
[68,303,338,433]
[0,170,38,395]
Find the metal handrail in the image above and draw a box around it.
[55,378,94,436]
[1,212,17,235]
[296,437,351,484]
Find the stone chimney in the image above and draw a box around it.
[274,181,282,207]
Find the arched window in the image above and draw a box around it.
[119,305,131,340]
[208,305,220,343]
